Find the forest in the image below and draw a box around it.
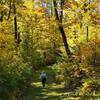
[0,0,100,100]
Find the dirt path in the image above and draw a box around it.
[22,67,79,100]
[24,81,80,100]
[22,67,99,100]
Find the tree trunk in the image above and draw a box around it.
[13,1,18,41]
[13,1,21,44]
[7,0,12,20]
[53,0,71,58]
[86,26,89,42]
[0,11,4,22]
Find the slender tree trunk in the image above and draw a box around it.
[7,0,12,20]
[13,1,18,41]
[86,26,89,42]
[60,0,63,23]
[53,0,71,58]
[58,25,71,56]
[50,1,53,16]
[13,0,20,44]
[0,11,4,22]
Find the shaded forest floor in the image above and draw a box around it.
[23,67,100,100]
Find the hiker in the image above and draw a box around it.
[40,71,47,88]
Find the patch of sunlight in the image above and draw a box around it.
[31,82,41,87]
[50,83,64,88]
[46,91,61,96]
[41,95,49,99]
[40,92,46,95]
[63,97,79,100]
[62,92,70,96]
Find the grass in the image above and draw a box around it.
[22,66,100,100]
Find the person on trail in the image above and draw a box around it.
[40,71,47,88]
